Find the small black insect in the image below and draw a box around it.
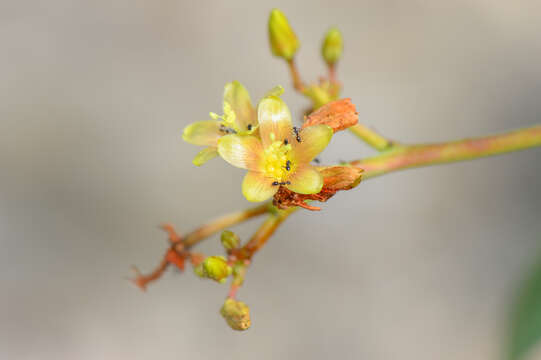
[219,124,237,134]
[313,158,321,164]
[284,139,289,145]
[272,181,291,186]
[247,124,252,131]
[292,126,301,142]
[285,160,291,171]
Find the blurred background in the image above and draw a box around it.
[1,1,541,359]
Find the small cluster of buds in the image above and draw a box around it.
[268,9,344,109]
[268,9,343,66]
[188,229,252,330]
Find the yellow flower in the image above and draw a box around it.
[182,81,257,166]
[217,95,333,202]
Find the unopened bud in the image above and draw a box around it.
[268,9,299,61]
[220,298,251,331]
[202,256,232,283]
[193,263,205,278]
[322,27,343,66]
[221,230,240,250]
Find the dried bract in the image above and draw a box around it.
[303,98,358,132]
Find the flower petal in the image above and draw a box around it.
[286,164,323,194]
[242,171,278,202]
[223,81,256,133]
[292,124,333,163]
[217,135,264,170]
[257,95,293,148]
[192,147,219,166]
[182,120,222,146]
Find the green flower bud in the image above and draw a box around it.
[322,27,343,66]
[221,230,240,250]
[202,256,232,283]
[193,263,205,278]
[268,9,300,61]
[220,298,251,331]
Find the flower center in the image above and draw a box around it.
[211,101,242,133]
[263,137,293,181]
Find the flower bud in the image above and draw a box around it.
[193,263,205,278]
[220,298,251,331]
[220,230,240,250]
[322,27,343,66]
[268,9,299,61]
[202,256,232,283]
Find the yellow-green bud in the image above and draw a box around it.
[193,263,205,278]
[220,298,251,331]
[268,9,299,61]
[221,230,240,250]
[202,256,232,283]
[322,27,343,66]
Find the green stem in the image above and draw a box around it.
[351,125,541,179]
[348,124,394,151]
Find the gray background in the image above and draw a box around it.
[1,1,541,359]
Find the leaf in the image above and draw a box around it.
[509,253,541,360]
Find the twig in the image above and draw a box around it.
[352,125,541,179]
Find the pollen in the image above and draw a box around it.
[263,135,293,181]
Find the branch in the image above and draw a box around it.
[351,125,541,179]
[227,125,541,260]
[233,207,298,260]
[131,203,270,290]
[183,203,270,248]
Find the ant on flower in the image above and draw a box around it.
[292,127,301,142]
[272,181,291,186]
[284,160,291,171]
